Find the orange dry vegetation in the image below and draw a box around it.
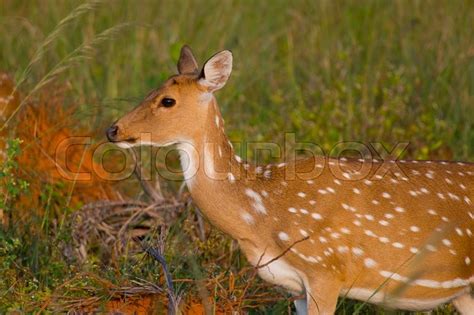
[103,296,226,314]
[0,72,118,219]
[104,296,157,314]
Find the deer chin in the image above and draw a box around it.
[136,140,178,147]
[113,139,180,149]
[113,141,136,149]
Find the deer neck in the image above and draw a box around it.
[177,97,255,239]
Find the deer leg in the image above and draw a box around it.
[305,273,342,315]
[294,298,307,315]
[453,293,474,315]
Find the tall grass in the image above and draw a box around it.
[1,1,473,159]
[0,0,473,313]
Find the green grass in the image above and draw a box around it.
[1,0,473,313]
[2,0,474,159]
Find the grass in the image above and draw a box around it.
[0,0,473,313]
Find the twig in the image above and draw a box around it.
[80,200,148,210]
[136,229,179,315]
[256,236,309,269]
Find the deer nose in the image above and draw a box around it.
[106,125,119,141]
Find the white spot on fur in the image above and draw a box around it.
[245,188,267,214]
[352,247,364,256]
[365,215,374,221]
[364,258,377,268]
[392,242,404,249]
[394,206,405,213]
[364,230,377,237]
[442,239,452,247]
[241,211,255,225]
[299,229,309,237]
[278,232,290,241]
[340,227,351,234]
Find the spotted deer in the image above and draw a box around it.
[107,46,474,314]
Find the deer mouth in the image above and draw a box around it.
[122,137,138,143]
[108,137,137,143]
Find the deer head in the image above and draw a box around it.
[106,46,233,148]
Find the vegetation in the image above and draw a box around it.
[0,0,473,313]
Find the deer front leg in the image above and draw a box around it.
[453,293,474,315]
[294,298,308,315]
[305,272,343,315]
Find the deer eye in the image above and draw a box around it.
[161,97,176,107]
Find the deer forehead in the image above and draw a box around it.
[145,75,206,102]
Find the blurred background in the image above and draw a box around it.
[0,0,473,313]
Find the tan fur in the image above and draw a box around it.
[110,46,474,314]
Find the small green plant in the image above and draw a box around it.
[0,138,29,224]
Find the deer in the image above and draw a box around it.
[107,46,474,314]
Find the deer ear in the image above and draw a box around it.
[177,45,199,74]
[199,50,233,92]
